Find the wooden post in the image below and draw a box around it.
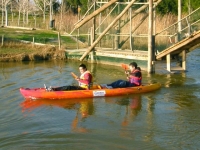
[115,3,121,50]
[90,27,94,46]
[79,0,137,61]
[129,6,133,51]
[166,54,171,72]
[114,31,118,50]
[177,0,182,42]
[32,37,34,47]
[58,32,61,50]
[76,35,79,50]
[98,0,102,47]
[112,34,114,50]
[182,50,186,70]
[90,1,96,63]
[188,0,191,35]
[92,2,96,43]
[147,0,153,73]
[1,35,4,46]
[152,1,156,73]
[88,29,90,46]
[77,5,80,48]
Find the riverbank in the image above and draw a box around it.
[0,42,66,62]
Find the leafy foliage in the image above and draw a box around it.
[156,0,200,15]
[64,0,200,15]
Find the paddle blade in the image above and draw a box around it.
[121,64,128,70]
[71,72,78,79]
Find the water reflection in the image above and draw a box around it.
[21,98,85,111]
[20,94,143,131]
[21,98,95,133]
[121,95,142,127]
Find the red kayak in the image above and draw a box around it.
[19,83,161,100]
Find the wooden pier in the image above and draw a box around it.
[156,30,200,72]
[65,48,148,68]
[68,0,200,73]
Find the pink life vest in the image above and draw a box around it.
[129,69,142,86]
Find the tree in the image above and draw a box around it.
[1,0,12,26]
[156,0,178,15]
[65,0,94,14]
[156,0,200,15]
[34,0,47,22]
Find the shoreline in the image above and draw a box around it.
[0,42,66,62]
[0,50,66,62]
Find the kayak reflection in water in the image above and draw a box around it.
[45,64,93,91]
[121,94,142,127]
[20,98,95,133]
[71,100,94,133]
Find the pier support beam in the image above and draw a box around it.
[147,0,154,73]
[182,50,186,70]
[177,0,182,42]
[166,50,186,72]
[166,54,171,72]
[90,2,96,63]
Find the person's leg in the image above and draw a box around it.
[107,80,127,88]
[127,82,136,87]
[52,86,84,91]
[117,80,129,88]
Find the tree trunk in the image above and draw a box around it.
[43,0,46,23]
[1,9,4,26]
[5,5,8,26]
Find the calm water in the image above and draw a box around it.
[0,50,200,150]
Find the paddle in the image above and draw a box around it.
[121,64,129,77]
[71,72,78,79]
[121,63,129,71]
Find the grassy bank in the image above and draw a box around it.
[0,27,87,50]
[0,27,87,61]
[0,41,66,62]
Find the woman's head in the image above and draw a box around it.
[129,62,138,71]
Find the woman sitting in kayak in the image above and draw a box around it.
[45,64,93,91]
[103,62,142,88]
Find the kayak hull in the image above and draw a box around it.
[20,83,161,99]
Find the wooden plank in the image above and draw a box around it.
[75,0,118,29]
[156,30,200,59]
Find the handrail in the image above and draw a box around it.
[156,6,200,35]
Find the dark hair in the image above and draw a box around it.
[129,62,138,68]
[79,64,87,70]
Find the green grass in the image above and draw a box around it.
[0,27,87,49]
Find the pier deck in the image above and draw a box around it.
[65,48,148,67]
